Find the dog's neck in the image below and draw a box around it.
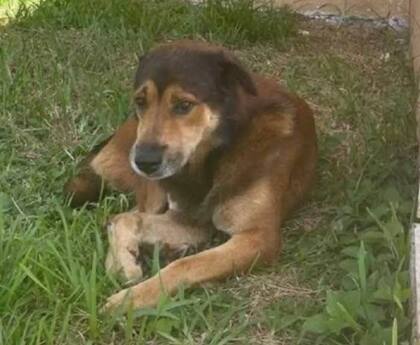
[159,91,251,216]
[159,137,227,215]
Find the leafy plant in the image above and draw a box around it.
[303,190,412,345]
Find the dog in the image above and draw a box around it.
[64,40,318,312]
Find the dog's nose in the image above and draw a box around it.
[134,143,166,175]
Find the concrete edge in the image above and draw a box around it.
[410,0,420,343]
[412,223,420,344]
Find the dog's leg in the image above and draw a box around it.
[103,176,285,312]
[64,118,137,206]
[104,227,278,311]
[105,210,211,283]
[64,118,166,211]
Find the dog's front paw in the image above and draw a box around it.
[105,212,144,283]
[103,288,133,313]
[103,279,163,313]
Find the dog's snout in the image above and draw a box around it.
[134,143,166,175]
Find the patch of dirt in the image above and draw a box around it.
[228,269,318,310]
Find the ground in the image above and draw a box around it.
[0,1,416,344]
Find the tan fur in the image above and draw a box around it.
[105,210,211,283]
[103,92,316,312]
[64,41,318,312]
[133,81,220,176]
[80,117,166,212]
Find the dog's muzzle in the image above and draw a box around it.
[133,143,166,175]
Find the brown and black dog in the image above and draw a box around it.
[64,40,318,312]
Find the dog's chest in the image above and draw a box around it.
[160,146,226,218]
[160,168,213,218]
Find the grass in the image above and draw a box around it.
[0,0,417,344]
[0,0,35,23]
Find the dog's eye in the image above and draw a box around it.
[173,100,194,115]
[135,97,147,113]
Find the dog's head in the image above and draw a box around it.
[129,40,256,180]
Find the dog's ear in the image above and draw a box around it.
[219,52,257,96]
[134,53,148,88]
[137,52,146,63]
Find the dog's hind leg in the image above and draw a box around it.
[64,118,166,211]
